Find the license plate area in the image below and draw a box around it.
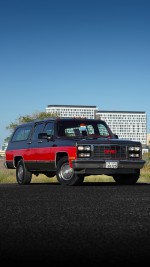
[105,161,118,168]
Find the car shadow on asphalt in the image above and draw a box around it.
[28,182,150,186]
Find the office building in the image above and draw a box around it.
[96,110,147,145]
[46,105,97,119]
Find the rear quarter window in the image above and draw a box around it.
[11,126,32,142]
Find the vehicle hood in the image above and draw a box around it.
[76,138,141,146]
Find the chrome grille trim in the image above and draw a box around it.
[93,145,127,159]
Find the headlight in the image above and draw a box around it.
[129,154,140,158]
[78,145,91,151]
[78,153,91,158]
[77,145,91,158]
[128,146,141,158]
[129,146,140,151]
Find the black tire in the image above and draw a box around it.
[56,156,84,185]
[113,170,140,185]
[16,159,32,185]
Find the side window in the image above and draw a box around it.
[87,125,94,134]
[12,126,32,142]
[31,123,45,140]
[65,128,75,137]
[43,122,54,136]
[98,124,109,136]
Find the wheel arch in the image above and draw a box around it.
[14,156,23,168]
[56,152,68,167]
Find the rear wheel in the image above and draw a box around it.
[56,156,84,185]
[16,159,32,185]
[113,170,140,185]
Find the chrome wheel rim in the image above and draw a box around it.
[18,165,24,182]
[60,163,73,180]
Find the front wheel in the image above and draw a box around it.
[113,170,140,185]
[56,156,84,185]
[16,159,32,185]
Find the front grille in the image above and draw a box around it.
[93,145,127,159]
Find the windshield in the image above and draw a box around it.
[57,120,112,138]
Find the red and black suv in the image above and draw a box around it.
[5,118,145,185]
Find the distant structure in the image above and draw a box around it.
[45,105,147,146]
[147,133,150,146]
[0,142,8,157]
[96,110,147,146]
[46,104,97,119]
[2,142,8,151]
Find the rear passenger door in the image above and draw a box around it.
[36,121,55,170]
[25,122,45,169]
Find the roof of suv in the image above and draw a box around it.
[15,117,106,127]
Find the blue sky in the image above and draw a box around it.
[0,0,150,147]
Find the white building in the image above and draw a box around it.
[46,105,97,119]
[2,142,8,151]
[96,110,147,145]
[0,142,8,157]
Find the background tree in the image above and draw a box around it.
[5,111,57,142]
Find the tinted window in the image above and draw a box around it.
[43,122,54,136]
[98,124,110,136]
[57,120,111,138]
[12,126,32,142]
[31,123,45,140]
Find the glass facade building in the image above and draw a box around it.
[96,110,147,145]
[46,105,97,119]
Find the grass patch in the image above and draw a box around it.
[0,170,149,184]
[0,169,16,183]
[0,157,150,184]
[84,175,114,183]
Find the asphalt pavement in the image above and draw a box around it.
[0,182,150,266]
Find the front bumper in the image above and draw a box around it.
[72,159,145,175]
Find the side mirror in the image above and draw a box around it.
[114,134,118,139]
[38,133,52,140]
